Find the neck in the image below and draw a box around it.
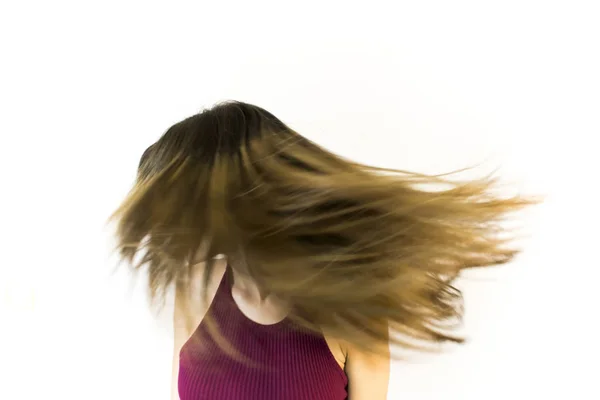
[229,261,271,303]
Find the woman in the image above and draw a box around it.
[110,101,532,399]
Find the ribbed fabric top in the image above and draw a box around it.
[178,266,348,400]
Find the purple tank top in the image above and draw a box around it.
[178,266,348,399]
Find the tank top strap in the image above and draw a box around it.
[211,263,234,305]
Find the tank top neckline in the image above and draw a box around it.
[223,264,291,331]
[178,264,350,399]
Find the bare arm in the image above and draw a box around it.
[345,338,391,400]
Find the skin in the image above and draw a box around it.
[171,257,390,400]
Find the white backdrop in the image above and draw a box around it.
[1,1,598,399]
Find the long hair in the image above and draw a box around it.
[110,100,534,357]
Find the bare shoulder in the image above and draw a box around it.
[174,257,228,337]
[171,257,227,400]
[323,333,390,400]
[344,339,390,400]
[323,335,347,371]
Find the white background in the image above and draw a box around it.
[1,1,598,399]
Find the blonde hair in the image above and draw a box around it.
[110,100,535,357]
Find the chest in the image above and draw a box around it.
[179,331,348,400]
